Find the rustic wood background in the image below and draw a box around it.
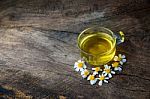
[0,0,150,99]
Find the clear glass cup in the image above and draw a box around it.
[77,27,124,66]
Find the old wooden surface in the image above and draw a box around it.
[0,0,150,99]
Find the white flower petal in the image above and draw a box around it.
[118,67,122,71]
[114,56,119,61]
[108,66,111,69]
[83,65,87,69]
[105,77,109,79]
[111,71,115,74]
[90,80,97,85]
[121,55,126,58]
[101,74,104,77]
[75,62,78,65]
[74,65,76,69]
[99,75,101,77]
[81,71,84,75]
[119,54,122,58]
[90,80,94,85]
[120,61,123,65]
[104,64,107,66]
[98,81,103,86]
[82,75,87,78]
[96,78,99,80]
[122,59,126,63]
[114,67,118,71]
[93,79,97,84]
[108,73,112,78]
[78,60,82,62]
[92,68,95,70]
[104,80,108,83]
[75,68,79,72]
[74,62,78,68]
[80,68,84,72]
[104,73,107,76]
[102,71,106,74]
[93,71,98,75]
[87,76,90,80]
[104,65,108,68]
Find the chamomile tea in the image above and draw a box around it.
[78,32,116,66]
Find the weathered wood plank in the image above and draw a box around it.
[0,0,150,98]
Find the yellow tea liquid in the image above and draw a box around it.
[79,32,116,66]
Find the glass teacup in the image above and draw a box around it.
[77,27,124,66]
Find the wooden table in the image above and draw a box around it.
[0,0,150,99]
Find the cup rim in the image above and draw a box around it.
[77,27,116,56]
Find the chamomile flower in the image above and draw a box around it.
[74,60,86,72]
[114,54,126,65]
[112,62,122,71]
[81,69,90,78]
[92,67,102,75]
[102,65,115,78]
[97,74,109,86]
[87,74,97,85]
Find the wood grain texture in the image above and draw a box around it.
[0,0,150,99]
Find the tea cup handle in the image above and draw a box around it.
[115,31,125,45]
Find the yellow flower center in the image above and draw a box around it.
[84,70,89,76]
[78,62,83,68]
[89,75,95,80]
[118,57,122,61]
[95,67,100,72]
[99,76,105,81]
[112,62,119,67]
[105,69,111,73]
